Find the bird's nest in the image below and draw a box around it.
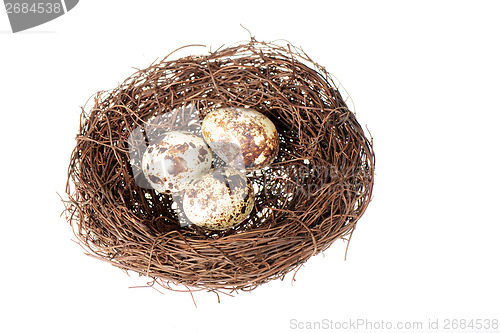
[63,39,375,294]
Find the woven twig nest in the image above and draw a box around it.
[64,40,375,293]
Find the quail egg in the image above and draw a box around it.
[142,131,212,193]
[201,107,279,171]
[182,167,255,230]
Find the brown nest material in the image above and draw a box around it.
[64,39,375,293]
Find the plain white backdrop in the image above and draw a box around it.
[1,1,499,332]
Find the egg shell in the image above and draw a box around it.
[142,131,212,193]
[201,107,279,171]
[182,167,255,230]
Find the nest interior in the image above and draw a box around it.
[64,40,375,292]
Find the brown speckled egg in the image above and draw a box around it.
[142,131,212,193]
[201,107,279,171]
[182,167,255,230]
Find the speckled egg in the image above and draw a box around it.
[182,167,255,230]
[201,107,279,171]
[142,131,212,193]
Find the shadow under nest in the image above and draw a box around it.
[64,40,375,293]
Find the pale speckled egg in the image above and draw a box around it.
[201,107,279,171]
[182,167,255,230]
[142,131,212,193]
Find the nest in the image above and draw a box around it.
[64,40,375,293]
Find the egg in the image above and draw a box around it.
[142,131,212,193]
[201,107,279,171]
[182,167,255,230]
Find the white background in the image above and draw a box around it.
[1,1,499,332]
